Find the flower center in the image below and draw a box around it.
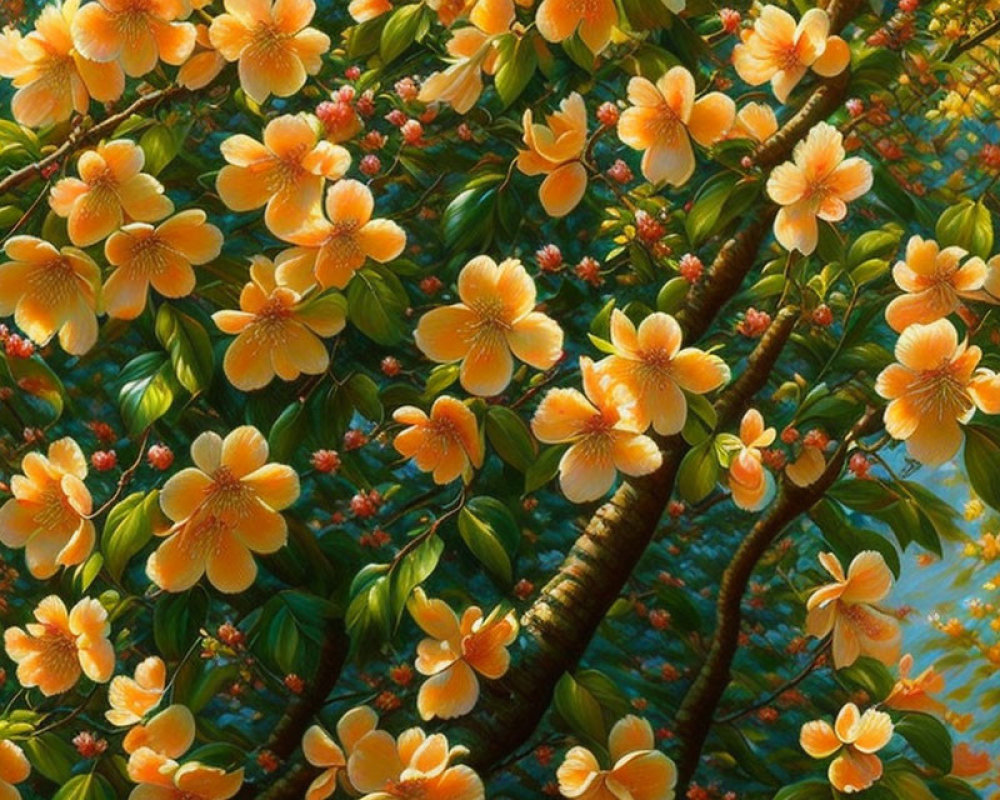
[40,623,77,669]
[29,257,79,307]
[33,483,78,531]
[840,602,884,637]
[468,299,511,340]
[385,778,428,800]
[907,364,972,420]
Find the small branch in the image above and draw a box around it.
[85,428,152,520]
[944,16,1000,61]
[672,408,881,794]
[714,639,830,723]
[0,87,187,197]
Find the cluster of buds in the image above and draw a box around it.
[359,527,391,548]
[678,253,703,284]
[635,210,666,245]
[316,85,363,143]
[607,159,633,184]
[389,663,414,686]
[1,328,33,358]
[350,489,383,518]
[90,450,117,471]
[343,429,368,451]
[419,275,444,296]
[575,256,603,286]
[72,731,108,759]
[146,443,174,471]
[283,673,305,694]
[536,244,563,273]
[310,449,341,474]
[88,420,116,444]
[737,308,771,338]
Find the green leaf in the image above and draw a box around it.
[265,606,301,674]
[118,353,178,435]
[1,352,66,419]
[23,734,78,784]
[847,228,901,268]
[936,199,994,258]
[486,405,536,471]
[346,568,392,661]
[685,173,761,246]
[964,424,1000,511]
[442,184,499,252]
[139,122,186,176]
[882,769,938,800]
[458,496,520,585]
[390,533,444,625]
[101,490,162,581]
[838,656,896,702]
[773,782,833,800]
[895,713,952,773]
[656,277,689,314]
[524,444,566,494]
[553,672,607,753]
[53,774,115,800]
[654,584,702,632]
[154,589,209,660]
[347,265,409,345]
[345,373,383,422]
[676,439,718,504]
[269,401,308,463]
[494,33,538,107]
[380,4,425,63]
[155,304,214,395]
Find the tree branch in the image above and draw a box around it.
[672,409,882,793]
[0,87,187,197]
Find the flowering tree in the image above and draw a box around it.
[0,0,999,798]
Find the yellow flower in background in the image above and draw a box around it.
[209,0,330,103]
[800,703,893,794]
[0,741,30,799]
[418,0,514,113]
[886,236,987,332]
[557,715,678,800]
[534,0,617,53]
[272,179,405,289]
[517,92,589,218]
[71,0,196,78]
[0,0,124,128]
[346,716,485,800]
[805,551,901,668]
[213,256,346,391]
[596,309,730,435]
[49,139,173,247]
[103,210,223,320]
[393,397,485,485]
[0,237,101,354]
[106,656,167,727]
[532,356,662,503]
[766,122,872,255]
[876,319,1000,465]
[733,5,850,102]
[303,706,379,800]
[728,409,775,511]
[147,426,300,594]
[216,114,351,236]
[618,66,735,186]
[0,437,95,578]
[4,595,114,696]
[409,588,518,720]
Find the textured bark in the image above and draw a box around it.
[458,0,866,772]
[672,410,881,792]
[233,621,348,800]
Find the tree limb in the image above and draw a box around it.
[0,87,187,197]
[672,408,882,792]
